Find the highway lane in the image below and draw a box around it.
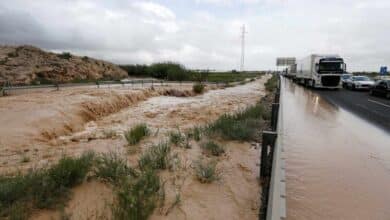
[315,88,390,133]
[282,78,390,219]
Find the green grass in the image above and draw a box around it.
[138,142,171,171]
[194,158,219,183]
[94,152,138,185]
[265,74,278,92]
[112,169,162,220]
[193,83,205,94]
[186,127,202,142]
[124,124,150,145]
[206,72,263,83]
[201,141,225,156]
[0,152,94,218]
[206,103,268,141]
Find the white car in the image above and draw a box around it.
[345,76,375,90]
[341,73,353,88]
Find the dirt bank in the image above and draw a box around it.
[2,76,269,219]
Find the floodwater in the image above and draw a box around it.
[282,78,390,220]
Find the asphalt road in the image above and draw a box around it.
[315,88,390,133]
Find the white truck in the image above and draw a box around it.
[286,64,297,79]
[296,54,346,89]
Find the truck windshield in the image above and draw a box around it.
[318,62,344,73]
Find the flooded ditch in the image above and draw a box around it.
[0,76,269,220]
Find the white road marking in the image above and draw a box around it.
[367,99,390,108]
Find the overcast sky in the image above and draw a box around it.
[0,0,389,71]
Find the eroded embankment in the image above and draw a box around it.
[1,76,269,220]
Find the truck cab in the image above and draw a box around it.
[314,57,346,88]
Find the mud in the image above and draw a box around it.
[0,76,268,219]
[282,79,390,220]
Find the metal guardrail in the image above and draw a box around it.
[259,75,286,220]
[0,77,256,97]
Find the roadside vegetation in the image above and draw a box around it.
[195,158,219,183]
[120,62,264,83]
[201,141,225,156]
[265,74,278,92]
[206,102,269,142]
[0,152,94,219]
[124,123,150,145]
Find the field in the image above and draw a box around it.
[0,75,275,220]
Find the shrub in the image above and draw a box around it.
[124,124,150,145]
[201,141,225,156]
[138,143,171,171]
[94,152,138,185]
[112,169,161,220]
[265,74,278,92]
[193,83,205,94]
[57,52,72,60]
[206,103,267,141]
[169,130,185,146]
[0,152,94,217]
[194,158,219,183]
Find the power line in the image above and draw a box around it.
[240,24,247,71]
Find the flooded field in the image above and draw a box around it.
[282,79,390,219]
[0,76,268,219]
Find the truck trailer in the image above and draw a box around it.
[296,54,346,89]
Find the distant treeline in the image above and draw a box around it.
[119,62,265,83]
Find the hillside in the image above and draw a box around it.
[0,45,127,85]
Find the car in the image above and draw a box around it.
[341,73,353,88]
[345,75,375,90]
[369,80,390,99]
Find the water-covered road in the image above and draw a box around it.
[282,78,390,219]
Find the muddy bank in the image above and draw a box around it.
[2,76,269,219]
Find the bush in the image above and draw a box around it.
[124,124,150,145]
[112,169,161,220]
[193,83,205,94]
[169,130,185,146]
[57,52,72,60]
[265,74,278,92]
[206,103,267,141]
[194,158,219,183]
[201,141,225,156]
[94,152,138,185]
[138,143,171,171]
[0,152,94,217]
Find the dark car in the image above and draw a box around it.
[369,80,390,99]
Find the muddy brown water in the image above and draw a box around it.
[282,79,390,219]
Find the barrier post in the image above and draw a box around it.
[260,131,277,180]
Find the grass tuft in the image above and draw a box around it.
[0,152,94,218]
[201,141,225,156]
[112,169,161,220]
[94,152,138,185]
[186,127,202,142]
[206,103,267,141]
[138,142,171,171]
[194,158,219,183]
[265,74,278,92]
[124,124,150,145]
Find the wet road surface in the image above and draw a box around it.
[316,88,390,133]
[282,78,390,220]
